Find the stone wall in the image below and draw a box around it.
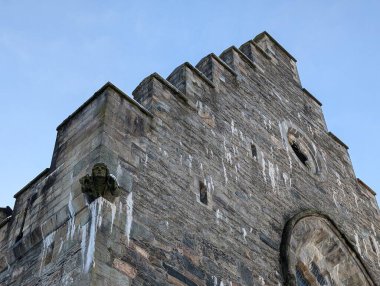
[0,32,379,285]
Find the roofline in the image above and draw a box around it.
[14,168,50,198]
[0,216,11,228]
[57,82,153,131]
[302,88,322,106]
[328,131,349,150]
[254,31,297,62]
[357,178,376,196]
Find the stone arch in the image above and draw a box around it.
[280,211,375,286]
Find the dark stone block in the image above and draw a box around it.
[238,262,255,286]
[259,233,279,250]
[163,262,197,286]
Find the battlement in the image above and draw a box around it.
[1,32,379,285]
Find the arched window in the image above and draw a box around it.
[281,212,375,286]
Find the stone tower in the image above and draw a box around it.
[0,32,379,285]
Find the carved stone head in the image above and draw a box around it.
[80,163,120,202]
[92,163,108,178]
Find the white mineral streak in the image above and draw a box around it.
[268,161,276,191]
[188,155,193,170]
[363,238,369,254]
[353,193,359,208]
[180,154,183,166]
[212,276,218,286]
[242,227,247,242]
[332,191,339,208]
[110,201,116,234]
[117,163,123,179]
[125,192,134,245]
[210,176,215,192]
[374,238,380,266]
[372,223,377,236]
[273,89,284,102]
[58,238,64,254]
[206,179,212,193]
[232,145,238,156]
[61,274,74,285]
[216,209,223,224]
[355,232,362,256]
[96,199,104,229]
[67,192,76,240]
[260,151,267,183]
[231,120,238,135]
[223,138,233,165]
[220,280,225,286]
[81,224,88,270]
[226,152,232,165]
[117,201,123,223]
[222,159,228,185]
[259,276,266,285]
[282,172,292,189]
[311,142,320,169]
[84,201,98,273]
[144,154,148,166]
[335,171,342,186]
[239,130,244,142]
[40,231,56,272]
[278,122,292,170]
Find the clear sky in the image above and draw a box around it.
[1,0,379,208]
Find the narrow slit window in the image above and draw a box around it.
[251,144,257,158]
[290,141,308,167]
[199,181,208,205]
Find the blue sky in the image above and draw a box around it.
[1,0,379,207]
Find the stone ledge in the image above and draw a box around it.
[13,168,50,198]
[220,46,258,73]
[302,88,322,106]
[254,31,297,62]
[357,178,376,196]
[209,53,238,77]
[0,216,11,229]
[250,41,272,60]
[57,82,153,132]
[328,131,349,150]
[183,62,215,88]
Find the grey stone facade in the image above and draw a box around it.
[0,32,379,285]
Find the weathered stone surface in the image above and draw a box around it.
[0,31,379,285]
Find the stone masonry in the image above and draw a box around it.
[0,32,379,285]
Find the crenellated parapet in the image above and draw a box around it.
[1,31,379,285]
